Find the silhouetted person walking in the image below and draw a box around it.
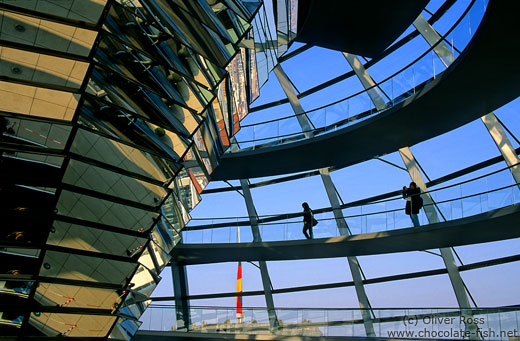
[403,182,423,227]
[302,202,314,239]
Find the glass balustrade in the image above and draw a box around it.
[234,0,487,150]
[139,305,520,340]
[182,165,520,243]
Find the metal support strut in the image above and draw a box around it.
[399,147,478,339]
[171,261,190,331]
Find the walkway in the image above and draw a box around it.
[172,205,520,265]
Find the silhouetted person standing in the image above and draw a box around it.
[403,182,423,227]
[302,202,314,239]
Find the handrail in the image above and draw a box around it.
[183,182,518,240]
[146,304,520,312]
[256,183,516,225]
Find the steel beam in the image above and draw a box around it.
[171,260,190,331]
[273,66,313,138]
[481,113,520,185]
[342,53,387,111]
[274,64,375,337]
[413,14,455,67]
[399,147,478,339]
[239,178,279,330]
[319,168,349,236]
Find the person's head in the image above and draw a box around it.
[302,202,309,210]
[409,182,417,189]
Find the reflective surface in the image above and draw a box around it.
[0,0,292,338]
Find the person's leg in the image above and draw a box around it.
[309,226,314,239]
[410,214,420,227]
[302,224,310,239]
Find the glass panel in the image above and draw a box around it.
[0,46,89,89]
[63,159,168,206]
[0,11,98,56]
[140,307,520,338]
[149,241,171,271]
[137,247,156,273]
[0,279,33,296]
[0,247,39,258]
[2,0,109,24]
[29,312,116,337]
[35,283,121,310]
[1,310,25,326]
[162,191,190,233]
[71,128,176,183]
[56,190,159,232]
[48,220,148,257]
[174,167,202,212]
[151,224,174,254]
[11,152,64,168]
[0,253,39,275]
[0,81,80,121]
[40,250,135,285]
[226,52,248,121]
[129,265,157,297]
[5,117,71,149]
[110,316,142,340]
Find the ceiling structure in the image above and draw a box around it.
[1,0,519,340]
[295,0,429,57]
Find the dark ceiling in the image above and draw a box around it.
[295,0,429,57]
